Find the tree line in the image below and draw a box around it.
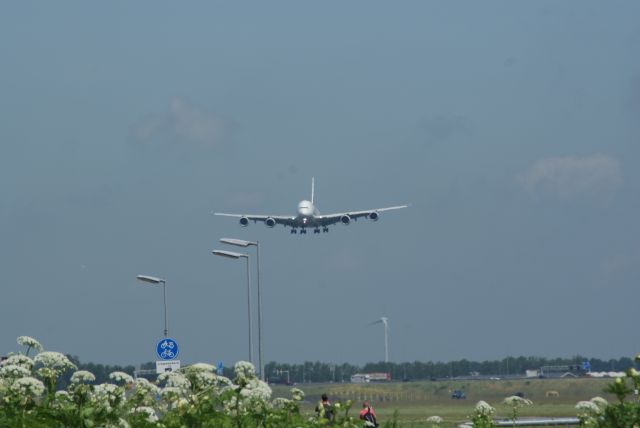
[263,356,636,383]
[59,355,635,385]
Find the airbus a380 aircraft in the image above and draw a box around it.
[215,178,408,234]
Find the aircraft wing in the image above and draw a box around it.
[316,204,408,226]
[214,212,297,227]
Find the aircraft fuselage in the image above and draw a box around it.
[295,200,320,227]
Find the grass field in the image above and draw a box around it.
[272,377,614,427]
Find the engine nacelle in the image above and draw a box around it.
[239,217,249,227]
[340,215,351,225]
[369,212,379,221]
[265,217,276,228]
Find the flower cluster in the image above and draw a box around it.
[4,336,352,427]
[0,364,31,379]
[9,376,45,399]
[575,396,608,426]
[70,370,96,384]
[291,387,305,402]
[426,415,443,427]
[233,360,256,385]
[17,336,44,354]
[158,371,191,393]
[109,371,133,385]
[33,351,77,374]
[474,400,495,416]
[471,400,496,428]
[2,354,34,370]
[129,406,158,423]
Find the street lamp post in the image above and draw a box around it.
[136,275,168,338]
[212,250,254,366]
[220,238,264,381]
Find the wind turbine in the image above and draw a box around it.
[368,316,390,363]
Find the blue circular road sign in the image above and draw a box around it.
[156,338,179,360]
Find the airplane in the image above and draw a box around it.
[214,178,408,234]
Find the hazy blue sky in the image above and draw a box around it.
[2,2,640,368]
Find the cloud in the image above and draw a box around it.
[519,153,623,198]
[419,114,472,143]
[130,97,233,147]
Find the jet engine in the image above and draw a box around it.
[265,217,276,228]
[369,212,379,221]
[239,217,249,227]
[340,215,351,225]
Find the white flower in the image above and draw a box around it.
[71,370,96,384]
[475,400,495,415]
[234,361,256,380]
[33,351,76,373]
[51,390,72,409]
[2,354,34,370]
[426,415,443,423]
[94,382,125,410]
[272,397,291,408]
[216,375,234,388]
[187,363,216,372]
[291,387,305,401]
[109,371,133,385]
[134,377,160,396]
[158,372,191,391]
[105,418,130,428]
[192,370,217,390]
[10,376,45,398]
[576,401,600,413]
[55,390,71,399]
[16,337,42,352]
[239,378,272,402]
[0,364,31,379]
[503,395,533,407]
[17,336,44,354]
[590,396,608,408]
[160,386,183,401]
[129,406,158,423]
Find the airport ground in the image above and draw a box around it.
[272,377,614,427]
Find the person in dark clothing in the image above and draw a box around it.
[359,402,378,427]
[315,393,333,420]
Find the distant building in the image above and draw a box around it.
[350,373,391,383]
[525,370,539,378]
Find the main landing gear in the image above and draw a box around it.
[290,227,328,234]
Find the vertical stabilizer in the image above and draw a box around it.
[311,177,315,204]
